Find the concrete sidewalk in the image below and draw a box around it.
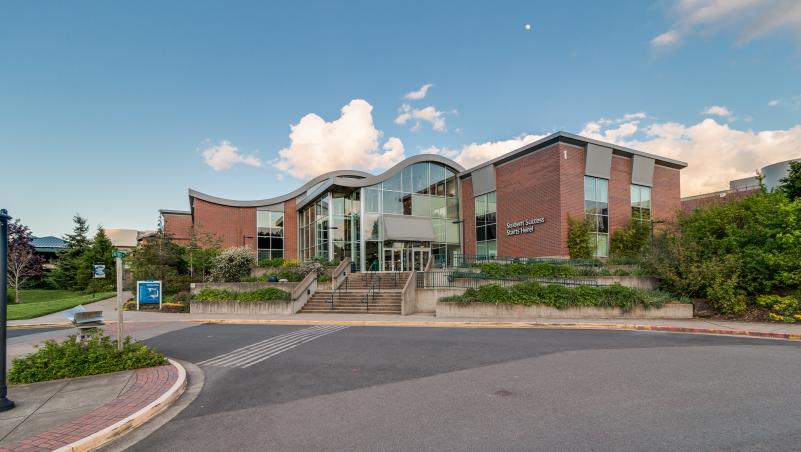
[9,294,801,340]
[0,370,136,446]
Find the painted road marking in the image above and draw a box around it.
[198,325,350,368]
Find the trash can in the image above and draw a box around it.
[350,261,357,273]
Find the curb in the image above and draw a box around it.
[54,359,187,452]
[192,318,801,341]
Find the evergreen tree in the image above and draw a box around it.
[779,161,801,200]
[50,214,91,290]
[78,227,116,291]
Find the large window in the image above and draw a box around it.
[362,161,460,269]
[298,194,330,261]
[584,176,609,257]
[631,185,651,225]
[475,191,497,259]
[257,209,284,261]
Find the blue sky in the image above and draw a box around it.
[2,0,800,236]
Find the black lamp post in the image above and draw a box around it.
[0,209,16,411]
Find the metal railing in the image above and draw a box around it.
[454,254,602,269]
[417,270,601,289]
[362,277,379,312]
[328,273,348,311]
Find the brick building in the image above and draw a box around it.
[680,158,800,213]
[161,132,686,270]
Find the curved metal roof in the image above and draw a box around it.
[189,154,465,208]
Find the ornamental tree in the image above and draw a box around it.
[7,220,46,303]
[779,161,801,200]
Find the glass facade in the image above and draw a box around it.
[584,176,609,257]
[630,185,652,226]
[475,191,497,259]
[298,195,330,262]
[256,209,284,261]
[362,161,460,271]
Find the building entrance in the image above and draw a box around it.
[382,242,430,272]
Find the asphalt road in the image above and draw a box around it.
[131,324,801,451]
[6,327,68,338]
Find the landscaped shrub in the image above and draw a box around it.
[756,294,801,323]
[209,247,255,282]
[441,281,673,312]
[610,219,650,260]
[645,190,801,317]
[193,287,290,302]
[567,215,593,259]
[258,257,285,268]
[8,333,168,384]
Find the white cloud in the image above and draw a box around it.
[272,99,405,180]
[651,30,680,47]
[422,134,546,169]
[702,105,734,118]
[202,140,262,171]
[394,104,447,132]
[652,0,801,49]
[404,83,433,100]
[768,99,780,107]
[578,113,801,196]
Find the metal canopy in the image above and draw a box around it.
[383,215,435,242]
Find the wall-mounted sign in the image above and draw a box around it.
[505,218,545,236]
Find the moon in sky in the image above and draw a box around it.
[525,24,532,31]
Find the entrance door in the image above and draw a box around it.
[411,248,430,271]
[383,248,402,271]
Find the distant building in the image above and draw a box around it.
[104,228,156,252]
[31,236,67,268]
[681,158,800,213]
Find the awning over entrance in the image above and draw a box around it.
[382,215,435,242]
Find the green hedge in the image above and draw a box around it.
[470,262,638,279]
[9,333,168,384]
[193,287,290,302]
[439,281,674,312]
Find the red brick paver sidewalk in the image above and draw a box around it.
[0,364,178,452]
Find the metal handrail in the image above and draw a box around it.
[328,273,348,311]
[362,275,379,312]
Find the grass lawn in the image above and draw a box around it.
[6,290,116,321]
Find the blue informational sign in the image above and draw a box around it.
[93,264,106,279]
[137,281,162,308]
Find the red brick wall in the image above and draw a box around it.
[558,143,586,257]
[496,142,566,257]
[162,213,192,245]
[192,198,257,250]
[652,165,681,223]
[609,156,632,231]
[283,198,298,259]
[460,178,476,256]
[681,187,759,214]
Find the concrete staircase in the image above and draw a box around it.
[300,272,410,314]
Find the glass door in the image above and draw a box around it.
[384,248,402,271]
[412,248,430,271]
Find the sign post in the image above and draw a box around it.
[112,250,126,351]
[0,209,15,411]
[92,263,105,298]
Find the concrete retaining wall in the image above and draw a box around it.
[436,302,693,319]
[415,288,467,313]
[190,300,294,315]
[190,281,297,294]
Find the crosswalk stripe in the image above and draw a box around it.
[238,326,349,368]
[198,325,333,366]
[209,326,344,367]
[199,325,349,368]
